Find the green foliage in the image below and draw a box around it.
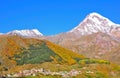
[84,74,93,78]
[78,58,110,65]
[96,72,107,78]
[37,74,62,78]
[25,73,62,78]
[74,58,82,62]
[14,43,61,65]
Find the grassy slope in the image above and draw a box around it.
[0,35,85,70]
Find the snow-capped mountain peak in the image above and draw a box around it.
[70,12,119,35]
[86,12,115,26]
[7,29,43,38]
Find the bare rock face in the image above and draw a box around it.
[44,12,120,64]
[110,27,120,41]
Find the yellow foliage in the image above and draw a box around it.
[45,40,85,65]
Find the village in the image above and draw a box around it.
[6,67,95,78]
[7,68,83,77]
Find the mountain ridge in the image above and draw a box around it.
[1,29,43,38]
[0,12,120,65]
[1,12,120,38]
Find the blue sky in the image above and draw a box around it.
[0,0,120,35]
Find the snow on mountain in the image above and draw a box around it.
[69,12,120,35]
[7,29,43,38]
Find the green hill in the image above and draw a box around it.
[0,35,85,70]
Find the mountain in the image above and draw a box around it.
[69,12,120,35]
[7,29,43,38]
[44,12,120,64]
[45,12,120,41]
[68,12,120,41]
